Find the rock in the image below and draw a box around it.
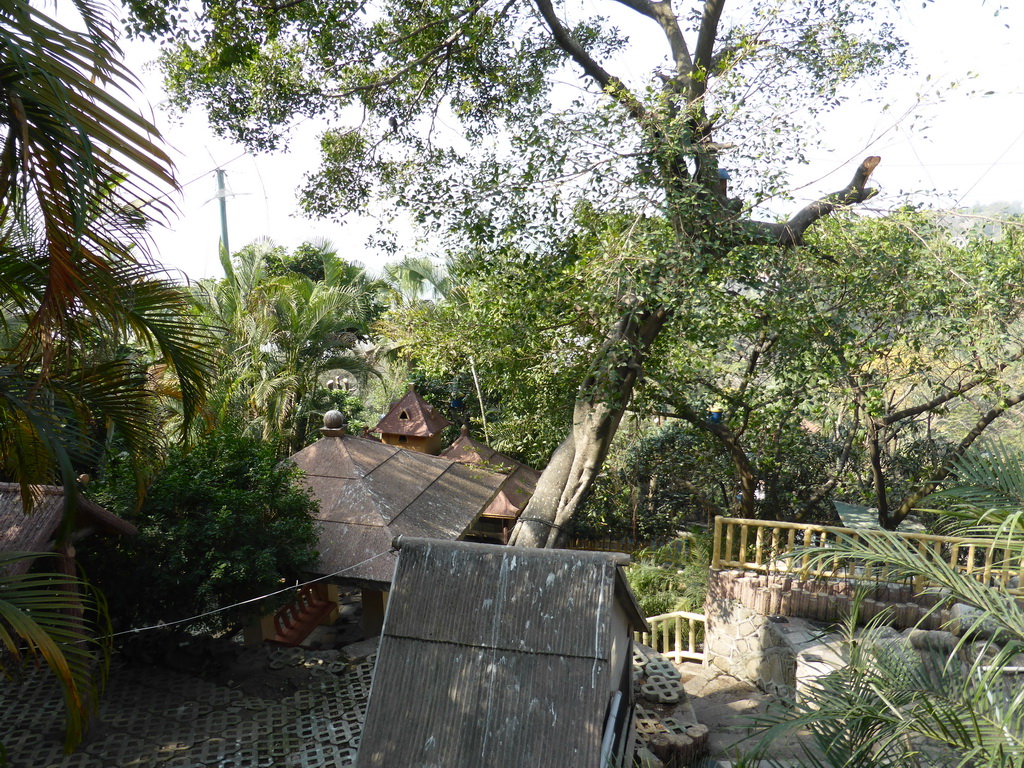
[907,629,957,653]
[950,602,1004,641]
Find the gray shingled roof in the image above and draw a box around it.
[357,538,648,767]
[440,426,541,519]
[0,483,137,575]
[288,436,506,589]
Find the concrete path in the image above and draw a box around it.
[677,662,821,767]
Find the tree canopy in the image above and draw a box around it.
[128,0,1012,542]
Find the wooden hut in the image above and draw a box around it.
[357,537,648,768]
[372,385,451,455]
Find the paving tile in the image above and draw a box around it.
[189,737,240,765]
[12,742,67,768]
[3,644,375,768]
[204,747,273,768]
[646,659,682,681]
[641,675,684,704]
[41,754,106,768]
[282,743,351,768]
[161,756,206,768]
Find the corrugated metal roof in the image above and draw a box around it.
[357,538,645,767]
[288,436,506,588]
[360,640,607,766]
[0,484,137,575]
[372,386,451,437]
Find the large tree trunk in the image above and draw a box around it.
[511,309,668,548]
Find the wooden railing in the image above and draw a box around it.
[712,515,1024,595]
[634,611,705,663]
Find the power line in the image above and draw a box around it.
[106,551,391,640]
[956,124,1024,205]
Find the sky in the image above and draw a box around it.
[115,1,1024,283]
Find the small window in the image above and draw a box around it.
[399,410,409,420]
[398,435,408,443]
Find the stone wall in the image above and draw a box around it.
[703,597,790,692]
[704,568,1024,702]
[703,596,845,700]
[703,569,947,694]
[706,570,949,631]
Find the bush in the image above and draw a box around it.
[625,532,711,618]
[82,427,319,635]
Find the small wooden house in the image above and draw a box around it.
[372,385,451,455]
[357,537,648,768]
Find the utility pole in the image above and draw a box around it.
[215,169,230,256]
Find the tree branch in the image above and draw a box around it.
[605,0,659,22]
[530,0,647,123]
[648,2,694,81]
[891,390,1024,526]
[882,348,1024,426]
[692,0,726,98]
[748,156,881,247]
[795,426,856,522]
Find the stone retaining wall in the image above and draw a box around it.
[707,569,949,631]
[703,569,947,694]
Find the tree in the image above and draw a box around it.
[785,214,1024,528]
[0,0,212,754]
[379,240,602,467]
[195,239,381,454]
[84,427,319,634]
[635,210,1024,528]
[133,0,925,545]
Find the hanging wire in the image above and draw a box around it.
[106,550,392,639]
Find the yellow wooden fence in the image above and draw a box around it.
[634,610,706,663]
[712,515,1024,595]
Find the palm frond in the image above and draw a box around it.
[0,551,111,752]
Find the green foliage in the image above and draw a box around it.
[127,0,1019,543]
[0,1,212,756]
[749,530,1024,767]
[0,553,111,754]
[379,242,597,467]
[624,533,711,617]
[194,239,383,454]
[0,0,213,493]
[83,428,319,635]
[123,0,911,289]
[918,440,1024,540]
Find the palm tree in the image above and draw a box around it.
[196,239,381,453]
[382,255,450,307]
[0,0,213,755]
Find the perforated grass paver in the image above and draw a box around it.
[0,646,373,768]
[641,674,684,704]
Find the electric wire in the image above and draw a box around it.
[105,550,391,640]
